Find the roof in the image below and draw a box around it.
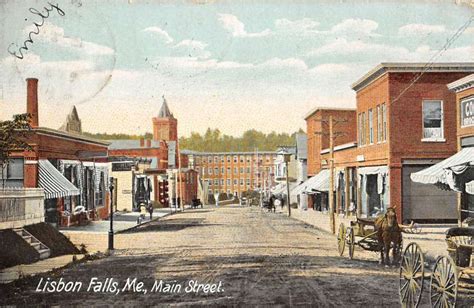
[33,127,110,146]
[108,139,161,150]
[296,133,307,160]
[352,62,474,92]
[158,95,173,118]
[304,107,356,120]
[193,151,277,155]
[180,149,201,155]
[447,74,474,92]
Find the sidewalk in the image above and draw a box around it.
[60,207,178,233]
[0,254,85,284]
[289,207,453,262]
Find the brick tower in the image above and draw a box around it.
[152,95,178,141]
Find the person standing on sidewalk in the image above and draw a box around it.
[148,203,154,220]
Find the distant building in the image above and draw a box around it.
[193,151,277,197]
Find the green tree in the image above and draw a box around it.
[0,114,32,188]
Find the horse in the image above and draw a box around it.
[374,206,403,266]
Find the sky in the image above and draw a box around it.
[1,0,473,137]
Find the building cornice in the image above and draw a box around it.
[320,142,357,154]
[33,127,110,146]
[304,107,356,120]
[352,63,474,92]
[447,74,474,93]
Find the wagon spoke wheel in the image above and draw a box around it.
[337,223,346,256]
[399,243,424,308]
[347,227,355,260]
[430,256,458,308]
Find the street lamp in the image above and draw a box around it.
[283,152,292,217]
[108,177,115,251]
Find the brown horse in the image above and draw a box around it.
[374,207,403,266]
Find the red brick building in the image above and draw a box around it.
[193,151,277,197]
[3,78,111,227]
[298,63,474,222]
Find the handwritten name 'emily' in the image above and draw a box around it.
[8,2,65,59]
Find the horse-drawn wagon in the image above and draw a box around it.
[399,227,474,308]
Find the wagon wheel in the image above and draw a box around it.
[337,223,346,256]
[347,227,355,259]
[399,242,425,308]
[430,256,458,308]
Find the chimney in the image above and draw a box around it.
[146,139,151,147]
[139,138,145,147]
[26,78,39,127]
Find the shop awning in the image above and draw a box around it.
[303,169,330,193]
[358,165,388,176]
[467,181,474,195]
[292,181,308,195]
[38,159,80,200]
[410,147,474,185]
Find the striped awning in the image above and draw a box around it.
[467,181,474,195]
[303,169,330,193]
[410,147,474,185]
[38,159,80,199]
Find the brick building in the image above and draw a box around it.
[411,74,474,225]
[296,63,474,222]
[2,78,111,227]
[193,151,277,197]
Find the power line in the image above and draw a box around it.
[391,15,474,106]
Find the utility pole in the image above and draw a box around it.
[285,155,291,217]
[328,116,335,234]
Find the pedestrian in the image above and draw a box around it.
[148,203,154,220]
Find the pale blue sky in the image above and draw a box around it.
[1,0,473,136]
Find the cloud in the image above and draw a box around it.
[274,18,320,34]
[308,38,405,57]
[142,26,174,44]
[24,22,114,55]
[173,39,211,59]
[398,23,447,37]
[218,13,271,38]
[330,18,380,37]
[309,63,349,74]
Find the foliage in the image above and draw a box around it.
[179,128,305,152]
[0,113,32,187]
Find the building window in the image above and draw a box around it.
[220,179,224,185]
[0,158,24,187]
[240,167,244,173]
[240,179,244,186]
[208,157,212,163]
[214,156,218,163]
[422,100,444,140]
[233,179,238,185]
[227,179,231,185]
[214,167,219,174]
[214,189,219,194]
[246,156,251,163]
[214,179,219,185]
[377,105,382,142]
[368,108,373,144]
[208,167,213,175]
[234,167,238,174]
[221,167,224,173]
[246,167,250,174]
[227,167,231,174]
[246,179,250,185]
[382,103,387,141]
[240,156,244,163]
[233,156,238,163]
[221,156,225,162]
[227,156,231,162]
[361,112,366,145]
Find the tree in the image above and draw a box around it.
[0,114,32,188]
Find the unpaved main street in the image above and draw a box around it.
[1,206,401,306]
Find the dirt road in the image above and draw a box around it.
[0,206,402,306]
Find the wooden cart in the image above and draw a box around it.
[399,227,474,308]
[337,218,381,260]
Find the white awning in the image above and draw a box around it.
[358,165,388,176]
[467,181,474,195]
[292,181,308,195]
[38,160,80,200]
[271,182,297,195]
[303,169,330,193]
[410,147,474,185]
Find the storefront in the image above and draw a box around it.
[292,169,331,212]
[411,74,474,225]
[357,166,389,217]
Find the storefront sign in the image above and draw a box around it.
[112,162,134,172]
[461,97,474,127]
